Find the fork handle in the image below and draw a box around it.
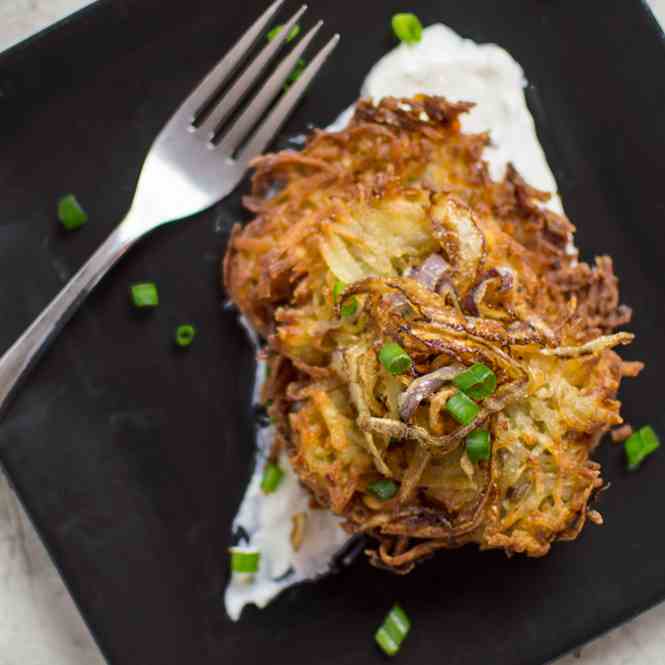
[0,221,140,414]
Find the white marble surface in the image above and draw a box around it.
[0,0,95,51]
[1,1,664,664]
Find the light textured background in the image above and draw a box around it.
[1,1,664,664]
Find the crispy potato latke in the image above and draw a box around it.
[224,95,639,572]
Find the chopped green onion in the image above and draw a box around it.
[391,13,423,44]
[130,282,159,308]
[333,279,358,318]
[379,342,412,375]
[265,24,306,89]
[340,298,358,318]
[466,429,491,463]
[453,363,497,401]
[284,58,306,89]
[57,194,88,230]
[625,425,661,471]
[174,324,196,347]
[367,479,398,501]
[261,462,284,494]
[229,547,260,574]
[446,391,480,426]
[332,279,346,304]
[266,23,301,42]
[375,604,411,656]
[375,627,399,656]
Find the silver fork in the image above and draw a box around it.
[0,0,339,413]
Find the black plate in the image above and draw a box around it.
[1,1,664,663]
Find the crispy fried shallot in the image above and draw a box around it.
[398,363,465,421]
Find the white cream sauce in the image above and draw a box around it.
[225,419,348,620]
[363,23,563,213]
[225,22,565,620]
[224,328,348,622]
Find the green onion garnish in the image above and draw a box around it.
[265,25,305,88]
[284,58,306,89]
[333,279,358,318]
[130,282,159,308]
[625,425,661,471]
[266,23,301,42]
[57,194,88,230]
[229,547,260,574]
[174,324,196,347]
[465,429,491,463]
[340,298,358,318]
[379,342,412,375]
[446,391,480,426]
[367,479,398,501]
[391,13,423,44]
[260,462,284,494]
[375,604,411,656]
[332,280,346,304]
[453,363,497,401]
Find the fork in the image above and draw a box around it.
[0,0,338,413]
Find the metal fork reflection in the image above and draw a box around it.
[0,0,339,412]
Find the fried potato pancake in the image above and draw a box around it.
[224,96,639,572]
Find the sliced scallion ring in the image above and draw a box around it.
[57,194,88,230]
[260,462,284,494]
[375,604,411,656]
[446,391,480,426]
[453,363,496,401]
[379,342,412,375]
[229,547,260,574]
[333,280,358,318]
[625,425,661,471]
[465,429,491,463]
[340,298,358,318]
[284,58,306,89]
[175,324,196,347]
[130,282,159,308]
[332,279,346,304]
[367,479,398,501]
[391,13,423,44]
[266,23,300,42]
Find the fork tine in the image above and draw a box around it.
[186,0,285,123]
[236,34,340,166]
[216,21,324,152]
[199,5,308,134]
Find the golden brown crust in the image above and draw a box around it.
[224,95,637,570]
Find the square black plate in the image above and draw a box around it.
[1,1,664,664]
